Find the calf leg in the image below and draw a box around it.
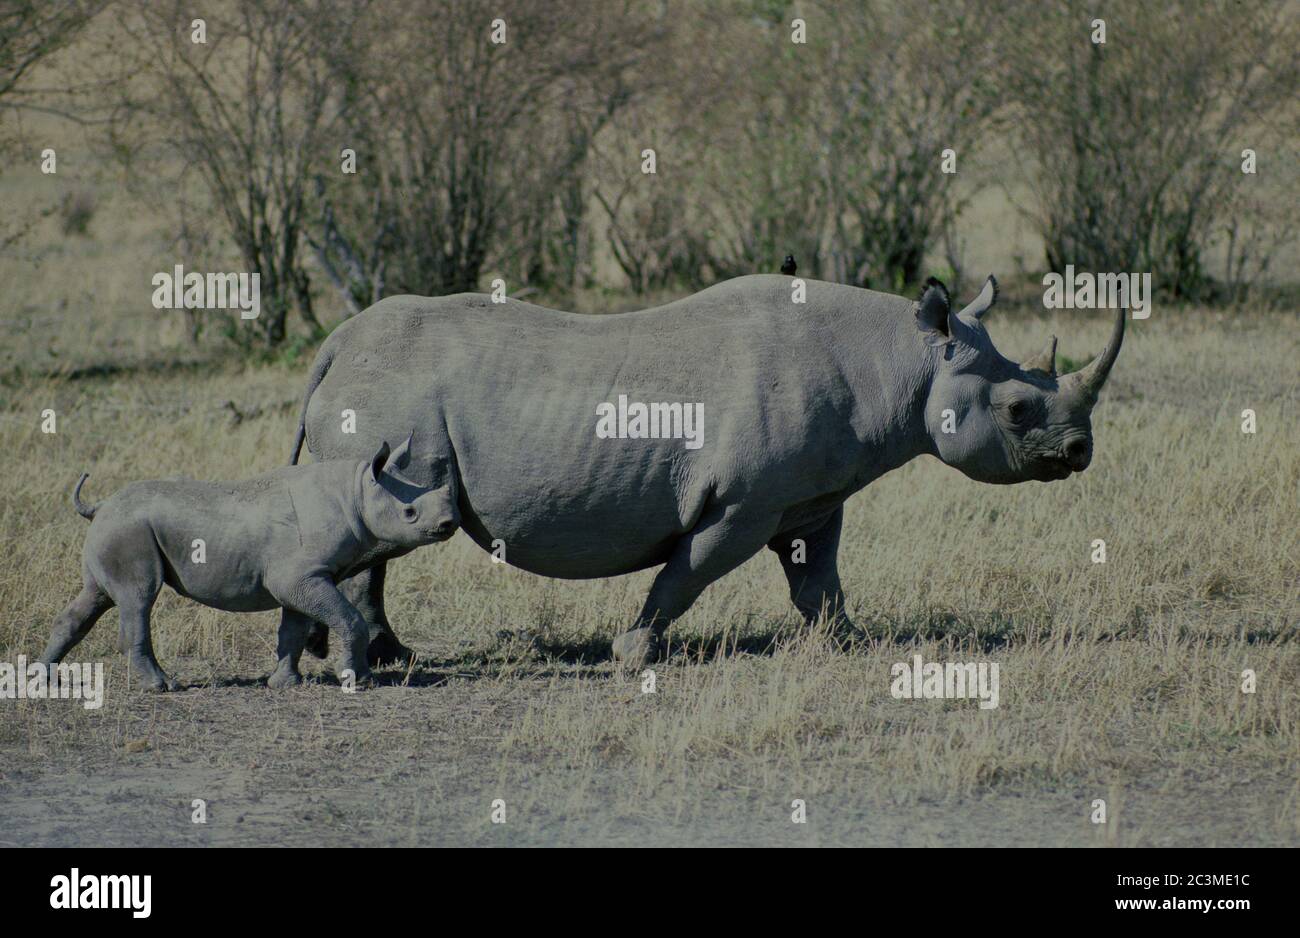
[39,574,114,665]
[88,541,175,692]
[767,506,856,635]
[279,576,373,685]
[304,562,415,667]
[268,609,311,689]
[118,597,176,692]
[611,503,780,669]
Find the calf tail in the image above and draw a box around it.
[290,346,334,465]
[72,473,98,520]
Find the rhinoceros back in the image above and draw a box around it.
[301,277,911,578]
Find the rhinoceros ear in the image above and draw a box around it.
[368,441,391,483]
[955,275,998,325]
[915,277,951,347]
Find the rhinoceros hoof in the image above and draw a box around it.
[830,624,867,650]
[367,632,414,668]
[267,668,303,690]
[611,627,661,670]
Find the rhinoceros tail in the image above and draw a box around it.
[290,347,335,465]
[72,473,98,520]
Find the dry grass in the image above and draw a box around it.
[0,155,1296,846]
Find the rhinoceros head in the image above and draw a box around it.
[915,275,1124,484]
[360,433,460,544]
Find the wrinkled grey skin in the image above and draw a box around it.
[40,436,459,691]
[291,274,1123,669]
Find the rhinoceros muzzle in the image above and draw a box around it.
[1062,438,1092,472]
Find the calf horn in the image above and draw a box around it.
[1063,306,1125,401]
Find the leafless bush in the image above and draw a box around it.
[1004,0,1298,299]
[312,0,658,310]
[637,0,1002,291]
[112,0,366,344]
[58,188,96,236]
[11,0,1297,337]
[808,0,1003,290]
[0,0,108,249]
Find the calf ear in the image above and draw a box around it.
[915,277,951,347]
[368,441,391,483]
[387,432,415,473]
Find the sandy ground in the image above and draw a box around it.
[3,649,1295,848]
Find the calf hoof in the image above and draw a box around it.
[611,627,661,670]
[367,631,414,668]
[144,677,180,693]
[339,669,377,691]
[267,668,303,690]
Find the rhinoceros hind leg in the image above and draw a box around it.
[304,623,330,659]
[330,563,415,667]
[268,609,310,689]
[768,506,859,642]
[612,503,778,667]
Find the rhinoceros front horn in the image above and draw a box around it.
[1063,305,1125,402]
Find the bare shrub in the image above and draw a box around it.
[112,0,365,344]
[58,188,95,236]
[0,1,108,249]
[632,0,1002,291]
[808,0,1003,290]
[311,0,657,310]
[1004,0,1298,299]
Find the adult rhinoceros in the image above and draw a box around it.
[289,274,1123,675]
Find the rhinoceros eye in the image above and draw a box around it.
[1007,400,1030,423]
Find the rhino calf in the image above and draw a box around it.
[39,436,459,691]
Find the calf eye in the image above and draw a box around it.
[402,506,418,522]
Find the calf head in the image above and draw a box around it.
[915,275,1124,484]
[359,434,460,545]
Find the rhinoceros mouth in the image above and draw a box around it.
[421,521,457,541]
[1040,460,1074,481]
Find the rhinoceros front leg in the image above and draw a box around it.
[612,504,780,670]
[302,562,415,668]
[766,505,857,638]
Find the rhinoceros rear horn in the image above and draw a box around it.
[1063,306,1126,402]
[1023,335,1057,377]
